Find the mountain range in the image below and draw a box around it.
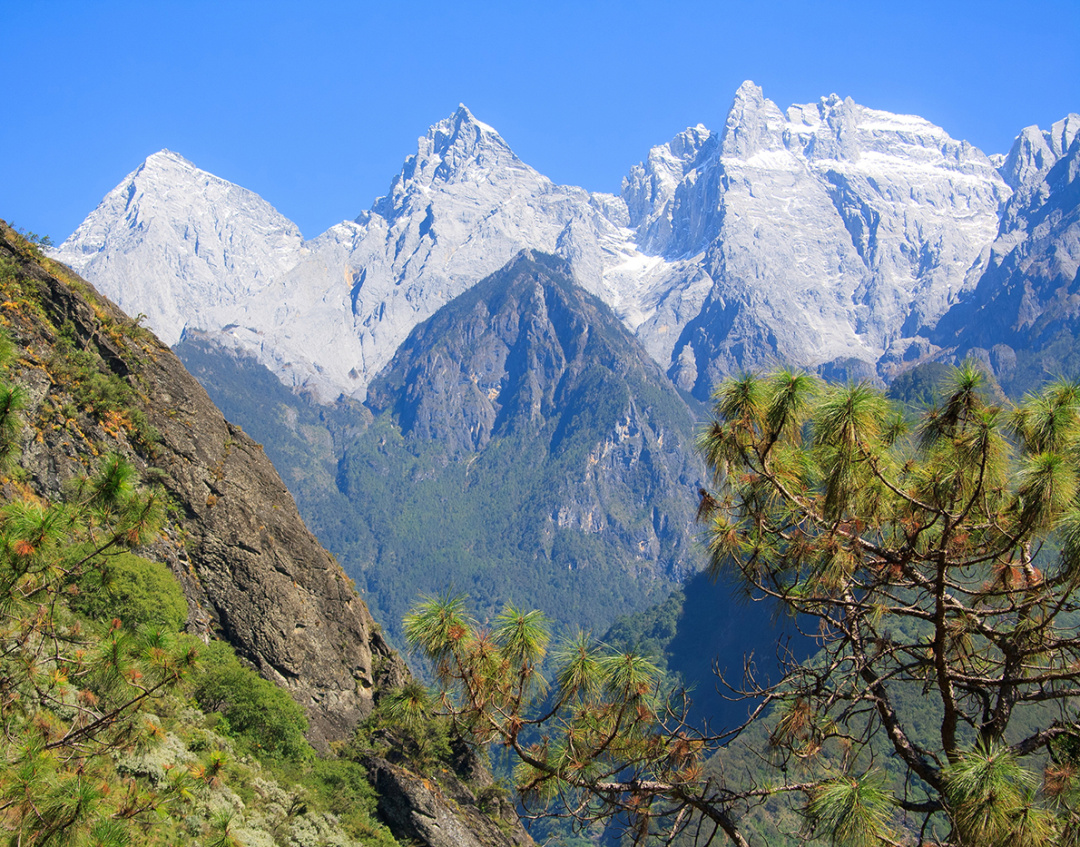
[49,81,1080,650]
[55,81,1079,405]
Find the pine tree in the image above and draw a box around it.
[409,364,1080,846]
[0,369,196,845]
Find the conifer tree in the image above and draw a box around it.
[408,365,1080,846]
[0,369,197,845]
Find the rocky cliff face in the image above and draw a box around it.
[367,752,532,847]
[1,222,400,749]
[932,114,1080,393]
[54,82,1040,403]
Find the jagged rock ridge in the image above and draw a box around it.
[53,82,1054,402]
[932,114,1080,393]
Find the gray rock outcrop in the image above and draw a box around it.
[367,757,532,847]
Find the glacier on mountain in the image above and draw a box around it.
[54,82,1063,403]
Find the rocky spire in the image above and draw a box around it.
[370,104,526,221]
[718,80,787,158]
[1001,113,1080,190]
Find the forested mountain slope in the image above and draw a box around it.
[178,252,707,643]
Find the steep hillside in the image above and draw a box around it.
[1,222,398,748]
[358,251,705,632]
[0,221,533,847]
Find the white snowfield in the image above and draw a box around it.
[52,83,1079,402]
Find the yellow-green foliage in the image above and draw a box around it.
[0,452,389,846]
[0,449,195,844]
[190,640,311,762]
[73,550,189,632]
[48,321,159,449]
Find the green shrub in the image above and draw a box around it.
[190,640,311,761]
[349,682,453,769]
[304,757,398,845]
[47,321,158,450]
[74,551,188,631]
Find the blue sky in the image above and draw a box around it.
[3,0,1078,242]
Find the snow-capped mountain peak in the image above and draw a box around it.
[434,103,506,153]
[370,103,529,223]
[53,84,1076,405]
[52,149,304,346]
[609,82,1011,394]
[720,80,788,159]
[161,104,625,401]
